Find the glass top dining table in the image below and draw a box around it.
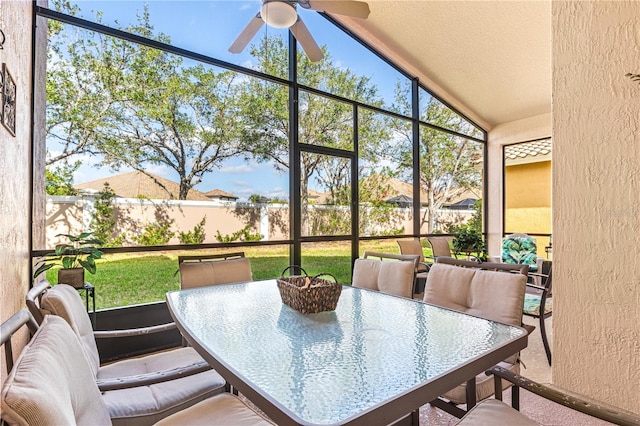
[166,280,527,426]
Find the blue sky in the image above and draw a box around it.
[56,1,411,200]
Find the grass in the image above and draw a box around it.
[45,240,435,310]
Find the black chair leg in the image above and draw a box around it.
[539,316,552,365]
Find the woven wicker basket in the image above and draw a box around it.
[276,266,342,314]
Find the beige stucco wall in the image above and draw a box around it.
[0,0,36,378]
[553,0,639,412]
[486,113,551,257]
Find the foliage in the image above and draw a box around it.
[34,232,103,278]
[466,199,483,233]
[178,216,207,245]
[134,206,175,246]
[90,183,124,247]
[47,3,243,199]
[388,88,483,233]
[248,194,270,204]
[452,227,486,260]
[45,162,79,195]
[237,36,387,234]
[215,224,262,243]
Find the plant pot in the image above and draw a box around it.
[58,268,85,289]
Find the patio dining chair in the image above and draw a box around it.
[455,366,639,426]
[524,261,553,365]
[1,311,274,426]
[396,239,430,293]
[426,235,457,259]
[178,251,252,289]
[26,281,227,426]
[423,257,528,418]
[352,251,418,298]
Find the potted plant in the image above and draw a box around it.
[33,232,103,289]
[452,227,487,260]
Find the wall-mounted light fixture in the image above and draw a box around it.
[0,29,5,50]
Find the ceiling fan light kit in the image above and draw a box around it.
[229,0,370,62]
[261,1,298,28]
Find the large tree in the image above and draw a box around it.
[236,36,387,233]
[46,4,244,199]
[390,86,484,233]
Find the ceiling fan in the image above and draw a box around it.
[229,0,370,62]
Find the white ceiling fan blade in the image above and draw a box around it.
[305,1,370,19]
[290,18,324,62]
[229,14,264,54]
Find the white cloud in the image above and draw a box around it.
[220,164,255,174]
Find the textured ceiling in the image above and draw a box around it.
[334,0,552,130]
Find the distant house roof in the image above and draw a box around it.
[386,194,413,207]
[204,189,238,200]
[74,171,211,201]
[446,198,478,210]
[505,139,552,161]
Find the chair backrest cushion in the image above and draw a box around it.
[501,233,538,268]
[377,261,415,298]
[424,263,526,326]
[353,258,414,298]
[40,284,100,376]
[424,263,526,364]
[1,315,111,426]
[180,257,252,289]
[352,259,381,291]
[427,237,452,257]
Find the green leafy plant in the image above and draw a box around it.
[452,227,486,259]
[178,216,207,244]
[135,205,175,246]
[215,224,262,242]
[90,182,125,247]
[33,232,103,278]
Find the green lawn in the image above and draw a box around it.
[45,240,434,310]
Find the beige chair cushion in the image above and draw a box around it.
[352,258,414,298]
[1,315,111,426]
[378,261,415,298]
[424,263,526,403]
[40,283,101,375]
[423,263,526,327]
[40,284,227,425]
[455,398,539,425]
[180,257,252,289]
[155,393,275,426]
[101,347,226,426]
[352,259,382,291]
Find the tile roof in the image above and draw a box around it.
[204,188,238,199]
[504,139,552,160]
[74,170,211,201]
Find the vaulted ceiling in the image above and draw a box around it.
[334,1,552,130]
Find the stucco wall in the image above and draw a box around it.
[0,0,35,378]
[552,0,639,412]
[486,113,551,257]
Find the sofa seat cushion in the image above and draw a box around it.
[1,316,111,426]
[155,393,275,426]
[523,294,552,316]
[455,399,539,425]
[101,348,226,426]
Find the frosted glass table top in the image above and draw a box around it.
[166,280,527,426]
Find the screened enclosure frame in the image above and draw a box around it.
[31,5,488,271]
